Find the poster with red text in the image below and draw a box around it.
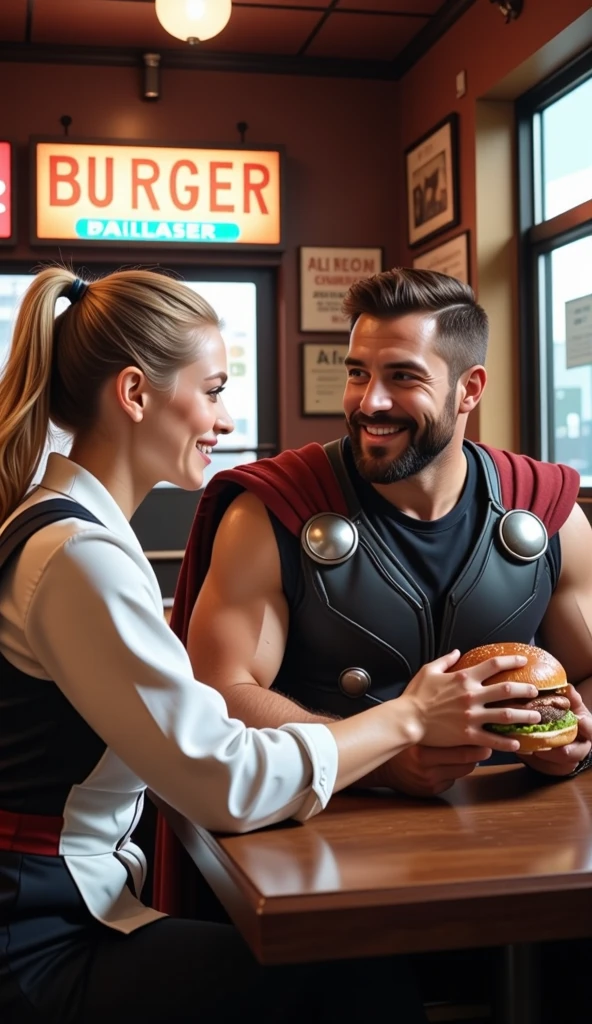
[299,246,382,332]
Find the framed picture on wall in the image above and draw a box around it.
[301,341,348,416]
[405,114,460,248]
[299,246,382,332]
[412,231,470,285]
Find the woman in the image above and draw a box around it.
[0,267,540,1023]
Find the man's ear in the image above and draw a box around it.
[115,366,149,423]
[457,365,486,414]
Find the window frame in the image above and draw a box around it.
[517,46,592,492]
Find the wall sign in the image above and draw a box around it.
[301,341,348,416]
[412,231,470,285]
[33,140,282,248]
[0,142,15,244]
[299,246,382,332]
[566,292,592,369]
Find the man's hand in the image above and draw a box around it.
[518,684,592,777]
[370,743,492,797]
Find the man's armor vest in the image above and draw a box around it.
[273,440,555,719]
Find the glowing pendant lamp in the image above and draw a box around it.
[155,0,232,44]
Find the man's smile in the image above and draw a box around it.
[362,424,409,437]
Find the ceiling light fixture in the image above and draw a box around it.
[155,0,232,45]
[143,53,161,100]
[489,0,523,23]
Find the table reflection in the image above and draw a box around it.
[218,765,592,897]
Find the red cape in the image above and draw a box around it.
[170,441,579,645]
[154,441,579,914]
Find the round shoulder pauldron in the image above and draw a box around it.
[301,512,359,566]
[498,509,548,562]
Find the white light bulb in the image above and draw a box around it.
[155,0,232,43]
[187,0,206,17]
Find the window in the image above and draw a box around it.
[518,49,592,489]
[540,237,592,481]
[539,76,592,221]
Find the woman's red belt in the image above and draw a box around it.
[0,807,62,854]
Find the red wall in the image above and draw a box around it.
[0,62,399,449]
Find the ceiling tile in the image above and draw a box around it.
[0,0,28,43]
[32,1,323,56]
[233,0,330,7]
[337,0,444,13]
[306,11,428,59]
[198,9,322,55]
[20,0,443,63]
[33,0,174,47]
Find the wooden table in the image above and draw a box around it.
[161,764,592,1022]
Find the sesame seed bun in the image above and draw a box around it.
[456,642,567,692]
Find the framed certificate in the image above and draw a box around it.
[301,341,348,416]
[412,231,470,284]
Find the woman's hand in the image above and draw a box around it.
[401,649,541,752]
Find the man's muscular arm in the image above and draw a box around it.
[187,491,485,796]
[187,491,332,727]
[525,503,592,777]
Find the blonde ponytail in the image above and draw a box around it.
[0,268,76,523]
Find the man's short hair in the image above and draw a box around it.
[343,267,489,383]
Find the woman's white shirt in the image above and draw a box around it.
[0,454,338,931]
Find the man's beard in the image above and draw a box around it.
[347,389,457,484]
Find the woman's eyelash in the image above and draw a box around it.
[208,385,226,396]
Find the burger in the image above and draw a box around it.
[456,642,578,752]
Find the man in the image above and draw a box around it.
[172,268,592,796]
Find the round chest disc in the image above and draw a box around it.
[338,667,371,698]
